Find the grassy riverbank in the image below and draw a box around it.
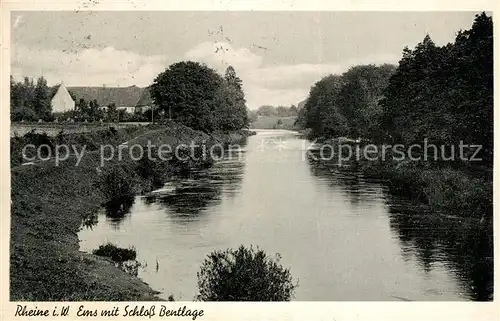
[308,138,493,219]
[10,122,254,300]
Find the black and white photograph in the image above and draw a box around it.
[5,8,494,310]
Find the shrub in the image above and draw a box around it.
[23,131,54,158]
[92,243,136,262]
[197,245,297,301]
[421,168,492,218]
[97,167,134,201]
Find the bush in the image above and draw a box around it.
[197,245,297,301]
[96,167,134,201]
[421,168,492,218]
[92,243,136,262]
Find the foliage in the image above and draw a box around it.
[380,13,493,162]
[92,243,137,263]
[296,66,394,139]
[247,109,258,123]
[256,105,277,116]
[212,66,250,131]
[11,76,52,121]
[256,105,298,118]
[197,245,296,301]
[337,64,396,139]
[96,167,134,201]
[297,12,492,165]
[150,62,249,132]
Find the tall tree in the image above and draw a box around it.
[216,65,249,130]
[337,64,396,140]
[150,61,222,132]
[379,12,493,163]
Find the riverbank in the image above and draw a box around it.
[307,138,493,219]
[10,122,254,300]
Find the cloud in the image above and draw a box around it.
[12,42,400,109]
[184,41,263,73]
[183,42,400,108]
[11,45,168,87]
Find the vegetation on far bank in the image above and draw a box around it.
[297,13,493,219]
[250,115,298,130]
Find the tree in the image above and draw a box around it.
[10,76,52,121]
[33,76,51,120]
[337,64,395,140]
[150,61,222,132]
[247,109,258,123]
[300,74,348,137]
[379,12,493,163]
[89,99,102,121]
[257,105,277,117]
[213,66,249,131]
[77,98,90,119]
[197,245,297,301]
[107,103,118,122]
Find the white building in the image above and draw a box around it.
[51,83,75,113]
[116,106,136,113]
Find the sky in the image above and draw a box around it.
[11,11,480,109]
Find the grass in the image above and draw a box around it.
[351,148,493,219]
[308,138,492,219]
[10,121,254,301]
[10,125,157,167]
[10,148,160,300]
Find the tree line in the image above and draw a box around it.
[150,62,249,132]
[10,76,148,123]
[296,12,493,163]
[10,76,53,122]
[256,105,299,117]
[11,61,251,131]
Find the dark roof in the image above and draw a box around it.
[135,86,154,107]
[67,85,144,107]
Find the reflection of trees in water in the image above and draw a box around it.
[103,196,135,228]
[307,150,493,301]
[387,199,493,301]
[146,142,247,219]
[306,151,383,205]
[157,184,222,217]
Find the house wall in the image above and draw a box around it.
[117,106,136,113]
[51,85,75,113]
[136,105,152,113]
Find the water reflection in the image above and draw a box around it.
[307,151,384,206]
[387,201,493,301]
[144,142,247,219]
[103,196,135,228]
[79,131,493,301]
[307,148,493,301]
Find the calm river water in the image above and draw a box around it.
[79,130,493,301]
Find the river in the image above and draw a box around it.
[78,130,493,301]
